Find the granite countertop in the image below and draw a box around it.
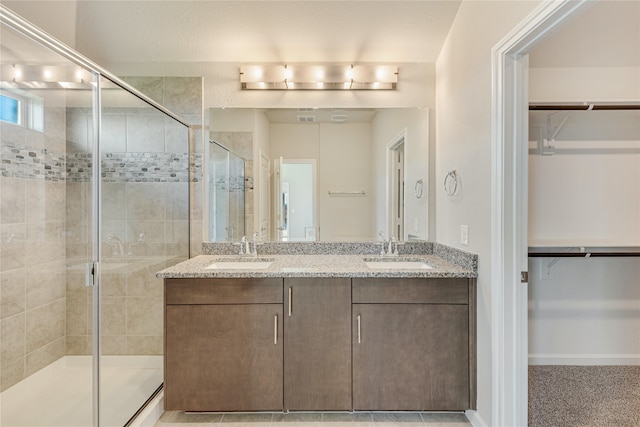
[157,252,476,279]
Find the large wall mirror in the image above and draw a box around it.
[206,107,430,243]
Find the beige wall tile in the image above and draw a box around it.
[166,182,189,221]
[164,116,190,153]
[190,181,203,221]
[0,121,26,146]
[25,222,65,266]
[65,110,91,153]
[163,77,203,116]
[123,77,164,105]
[26,260,65,309]
[126,183,166,221]
[127,262,163,297]
[101,114,127,152]
[1,356,25,392]
[25,180,66,223]
[65,182,91,226]
[25,337,64,376]
[66,296,88,336]
[127,297,162,336]
[101,296,126,336]
[101,335,127,355]
[26,299,65,353]
[1,268,26,319]
[1,223,26,271]
[190,219,203,256]
[0,178,25,224]
[126,115,165,153]
[101,271,126,297]
[165,220,189,258]
[127,335,162,355]
[66,335,91,355]
[1,313,25,364]
[101,183,126,222]
[66,268,88,299]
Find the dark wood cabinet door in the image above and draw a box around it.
[165,304,283,411]
[284,278,351,410]
[353,303,469,411]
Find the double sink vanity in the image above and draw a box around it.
[157,241,477,413]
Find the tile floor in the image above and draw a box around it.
[155,411,471,427]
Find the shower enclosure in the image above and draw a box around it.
[208,141,245,241]
[0,6,190,426]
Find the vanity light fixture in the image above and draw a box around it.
[1,63,94,89]
[240,64,398,90]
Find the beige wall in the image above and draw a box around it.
[372,108,430,241]
[269,122,373,241]
[435,1,542,423]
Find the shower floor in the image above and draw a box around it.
[0,355,162,427]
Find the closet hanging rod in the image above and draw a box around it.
[529,103,640,111]
[528,247,640,258]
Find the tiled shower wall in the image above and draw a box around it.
[123,77,204,257]
[0,77,201,391]
[1,100,68,391]
[211,131,255,237]
[65,76,201,356]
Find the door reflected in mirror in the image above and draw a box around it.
[207,108,431,243]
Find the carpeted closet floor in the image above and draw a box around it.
[528,365,640,427]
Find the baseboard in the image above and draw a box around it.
[528,354,640,365]
[128,390,164,427]
[465,409,489,427]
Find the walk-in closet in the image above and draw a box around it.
[526,3,640,424]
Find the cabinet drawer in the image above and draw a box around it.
[165,278,283,304]
[352,278,468,304]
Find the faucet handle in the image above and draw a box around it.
[239,236,247,255]
[251,232,259,255]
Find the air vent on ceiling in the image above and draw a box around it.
[297,115,316,123]
[331,114,348,123]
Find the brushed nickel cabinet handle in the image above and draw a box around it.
[274,314,278,344]
[288,287,292,316]
[357,314,361,344]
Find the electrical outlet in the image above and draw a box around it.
[460,225,469,246]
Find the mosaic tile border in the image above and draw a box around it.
[1,141,193,183]
[1,143,65,181]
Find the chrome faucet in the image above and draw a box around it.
[387,236,398,256]
[378,233,399,257]
[106,235,125,257]
[239,236,250,255]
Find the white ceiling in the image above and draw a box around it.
[71,1,462,65]
[4,0,638,71]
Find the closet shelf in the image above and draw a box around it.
[528,246,640,258]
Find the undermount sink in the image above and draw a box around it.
[364,257,433,270]
[205,258,274,270]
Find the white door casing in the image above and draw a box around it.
[490,1,591,426]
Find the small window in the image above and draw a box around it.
[0,94,20,125]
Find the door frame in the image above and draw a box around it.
[386,129,407,240]
[490,1,591,426]
[274,158,318,241]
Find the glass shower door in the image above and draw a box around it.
[208,141,245,241]
[98,76,190,426]
[0,20,96,427]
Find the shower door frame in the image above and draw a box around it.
[0,6,192,426]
